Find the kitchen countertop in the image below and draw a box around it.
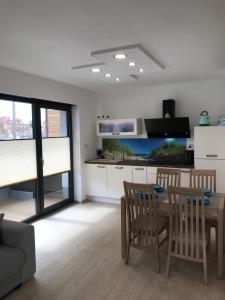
[85,159,194,169]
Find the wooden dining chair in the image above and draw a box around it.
[190,169,216,192]
[190,169,217,249]
[156,168,181,189]
[166,186,210,284]
[123,181,169,272]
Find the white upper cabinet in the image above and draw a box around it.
[194,126,225,159]
[132,166,147,184]
[96,118,142,136]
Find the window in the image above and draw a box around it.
[41,108,67,138]
[0,100,33,139]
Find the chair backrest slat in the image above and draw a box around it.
[190,169,216,192]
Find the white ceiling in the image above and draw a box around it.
[0,0,225,92]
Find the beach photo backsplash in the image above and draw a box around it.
[102,138,187,165]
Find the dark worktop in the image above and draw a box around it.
[85,159,194,169]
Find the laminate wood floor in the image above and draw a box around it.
[4,202,225,300]
[0,191,65,221]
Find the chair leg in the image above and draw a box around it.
[156,248,160,273]
[166,252,171,276]
[208,228,211,250]
[215,226,218,256]
[125,244,130,265]
[166,225,172,276]
[203,247,208,284]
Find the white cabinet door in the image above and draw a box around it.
[181,169,190,187]
[194,126,225,159]
[132,166,147,183]
[86,164,107,197]
[147,167,157,184]
[107,165,132,198]
[147,173,156,184]
[195,159,225,193]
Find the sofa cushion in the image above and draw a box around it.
[0,245,24,282]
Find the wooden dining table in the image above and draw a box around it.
[121,191,225,279]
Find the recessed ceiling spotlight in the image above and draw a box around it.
[114,53,127,60]
[139,68,144,72]
[105,73,112,78]
[91,68,101,73]
[116,78,120,82]
[129,62,136,67]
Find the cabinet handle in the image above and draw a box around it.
[97,165,105,168]
[115,166,124,169]
[112,132,120,135]
[181,170,190,173]
[206,154,218,158]
[135,167,144,171]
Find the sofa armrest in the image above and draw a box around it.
[1,220,36,282]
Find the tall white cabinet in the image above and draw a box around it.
[194,126,225,193]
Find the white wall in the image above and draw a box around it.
[97,79,225,144]
[0,65,97,201]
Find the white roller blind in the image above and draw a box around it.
[42,137,71,177]
[0,140,37,188]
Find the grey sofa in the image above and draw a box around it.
[0,220,36,298]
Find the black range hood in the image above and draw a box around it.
[144,117,190,138]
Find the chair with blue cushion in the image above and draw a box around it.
[123,182,169,272]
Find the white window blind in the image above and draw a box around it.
[0,140,37,188]
[42,137,71,177]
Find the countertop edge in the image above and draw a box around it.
[85,160,194,169]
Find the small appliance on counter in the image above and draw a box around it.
[198,111,209,126]
[217,115,225,126]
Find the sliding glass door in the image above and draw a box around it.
[0,94,74,221]
[38,103,73,213]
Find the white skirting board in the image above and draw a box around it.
[87,195,121,205]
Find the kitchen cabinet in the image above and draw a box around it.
[86,164,107,197]
[180,169,190,187]
[86,163,191,201]
[146,167,157,184]
[107,165,132,198]
[194,126,225,159]
[194,126,225,193]
[96,118,142,136]
[132,166,147,184]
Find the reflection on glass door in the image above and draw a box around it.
[40,107,72,210]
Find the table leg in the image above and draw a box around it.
[121,197,126,259]
[217,202,224,279]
